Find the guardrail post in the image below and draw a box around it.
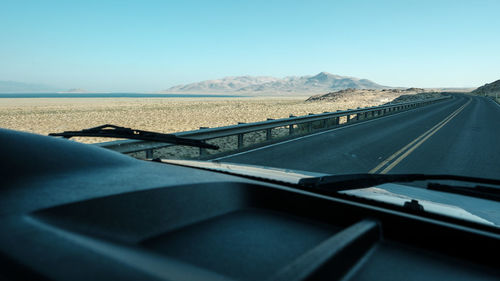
[346,115,351,123]
[146,149,153,159]
[199,141,208,156]
[307,122,312,132]
[356,113,362,120]
[266,128,272,140]
[237,133,243,149]
[334,117,339,125]
[289,114,296,134]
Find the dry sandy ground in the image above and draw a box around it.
[0,94,402,145]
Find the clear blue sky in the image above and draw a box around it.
[1,0,499,92]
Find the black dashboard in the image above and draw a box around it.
[1,129,499,281]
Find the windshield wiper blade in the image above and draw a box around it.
[49,124,219,150]
[298,173,500,192]
[428,183,500,202]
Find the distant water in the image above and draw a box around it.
[0,93,240,98]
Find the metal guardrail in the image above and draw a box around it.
[489,95,500,105]
[95,95,452,158]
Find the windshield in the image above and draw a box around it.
[1,1,499,226]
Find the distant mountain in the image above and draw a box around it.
[164,72,388,95]
[0,80,61,93]
[472,79,500,96]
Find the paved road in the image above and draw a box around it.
[217,94,500,180]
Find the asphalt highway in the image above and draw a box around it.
[217,94,500,180]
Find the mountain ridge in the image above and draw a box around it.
[472,79,500,96]
[0,80,61,93]
[164,72,388,95]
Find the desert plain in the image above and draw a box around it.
[0,91,409,143]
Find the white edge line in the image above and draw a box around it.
[212,98,458,161]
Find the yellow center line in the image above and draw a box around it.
[379,101,469,174]
[369,99,471,174]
